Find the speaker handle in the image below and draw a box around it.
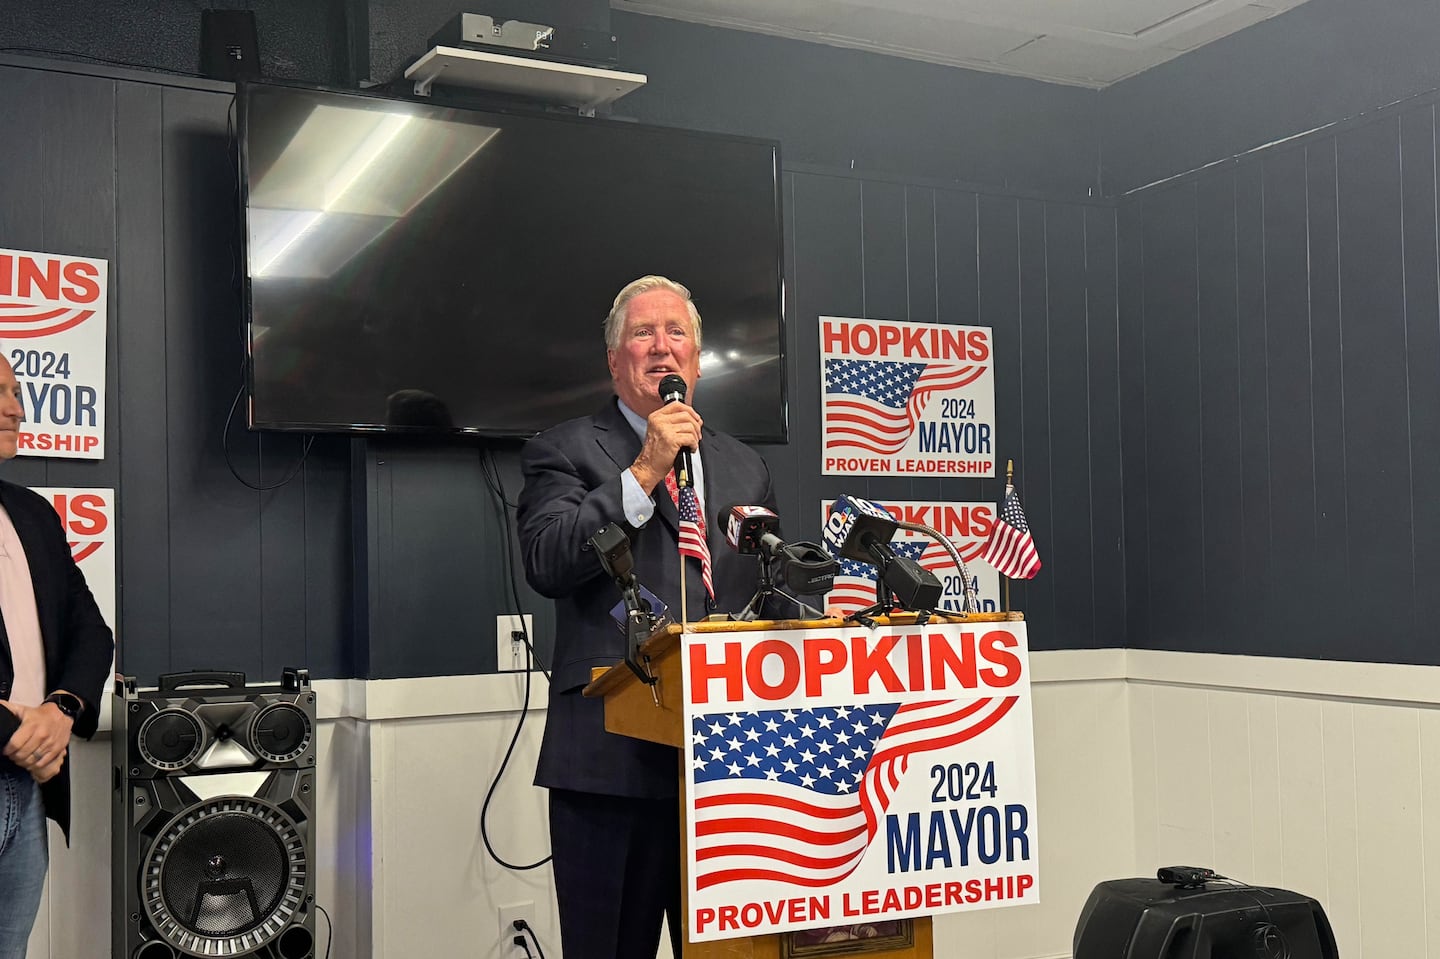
[158,670,247,691]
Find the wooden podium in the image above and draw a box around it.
[585,612,1021,958]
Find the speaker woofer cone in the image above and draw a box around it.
[138,710,206,771]
[250,703,313,764]
[141,797,308,957]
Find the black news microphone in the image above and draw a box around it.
[723,504,783,556]
[657,373,694,488]
[822,495,942,612]
[589,522,635,584]
[721,505,837,595]
[587,523,662,686]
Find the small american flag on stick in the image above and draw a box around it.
[982,485,1040,580]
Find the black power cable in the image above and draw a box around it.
[477,444,552,871]
[316,903,334,959]
[515,919,548,959]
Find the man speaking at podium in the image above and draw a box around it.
[517,276,778,959]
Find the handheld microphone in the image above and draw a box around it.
[657,373,694,488]
[823,495,942,611]
[722,505,837,594]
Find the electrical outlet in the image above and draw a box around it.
[499,901,537,955]
[495,614,535,672]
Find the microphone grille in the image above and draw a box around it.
[658,374,688,401]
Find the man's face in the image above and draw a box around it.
[607,288,701,417]
[0,362,23,461]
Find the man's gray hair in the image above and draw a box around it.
[603,275,703,351]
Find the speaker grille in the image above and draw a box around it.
[138,710,206,771]
[142,797,308,956]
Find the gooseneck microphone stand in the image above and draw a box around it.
[894,519,980,613]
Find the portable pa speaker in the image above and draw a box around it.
[112,668,316,959]
[1074,877,1339,959]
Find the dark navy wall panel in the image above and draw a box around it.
[1402,107,1440,642]
[792,171,864,518]
[1304,140,1349,656]
[1117,201,1149,646]
[1016,199,1055,638]
[1232,159,1273,648]
[1120,93,1440,665]
[978,196,1026,612]
[1084,206,1125,645]
[1336,118,1413,655]
[1042,205,1094,645]
[1138,184,1205,650]
[1045,203,1096,647]
[0,63,350,682]
[1194,171,1244,648]
[1259,146,1316,648]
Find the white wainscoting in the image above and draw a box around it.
[29,649,1428,958]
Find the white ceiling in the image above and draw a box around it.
[611,0,1313,88]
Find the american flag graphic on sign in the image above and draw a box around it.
[827,540,975,614]
[823,359,985,455]
[689,697,1019,890]
[827,541,949,613]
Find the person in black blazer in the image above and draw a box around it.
[0,359,115,958]
[518,276,779,959]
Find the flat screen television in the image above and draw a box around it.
[238,82,787,440]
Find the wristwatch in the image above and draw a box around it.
[44,691,83,719]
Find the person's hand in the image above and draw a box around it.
[29,747,65,784]
[630,401,704,493]
[825,606,848,619]
[0,700,25,720]
[3,700,74,774]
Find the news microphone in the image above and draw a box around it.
[588,523,668,686]
[722,505,837,594]
[589,522,635,584]
[723,505,783,555]
[657,373,694,488]
[823,495,942,611]
[822,494,900,563]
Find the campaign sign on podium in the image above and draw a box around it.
[681,621,1039,942]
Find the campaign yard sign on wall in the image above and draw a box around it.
[1,248,108,459]
[682,621,1038,942]
[820,500,1002,616]
[820,317,995,478]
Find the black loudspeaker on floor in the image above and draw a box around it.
[111,668,317,959]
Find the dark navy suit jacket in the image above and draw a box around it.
[517,398,777,799]
[0,479,115,842]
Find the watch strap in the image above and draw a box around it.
[44,691,82,719]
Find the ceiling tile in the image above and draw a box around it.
[614,0,845,34]
[615,0,1320,87]
[1155,3,1276,51]
[822,6,1042,62]
[997,33,1180,85]
[848,0,1242,38]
